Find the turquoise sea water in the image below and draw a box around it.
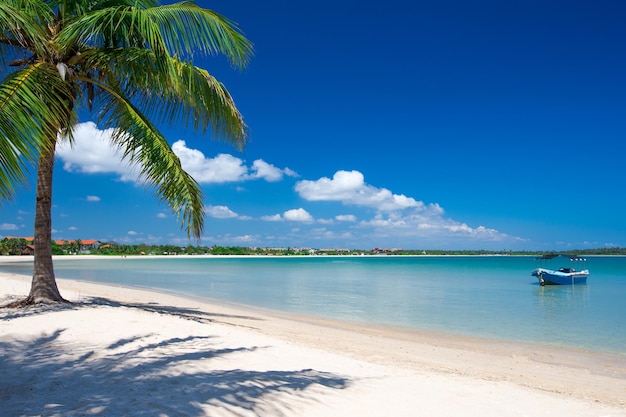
[2,256,625,354]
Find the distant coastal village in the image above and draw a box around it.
[2,236,625,257]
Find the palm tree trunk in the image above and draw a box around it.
[27,137,66,304]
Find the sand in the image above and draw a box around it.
[1,264,625,416]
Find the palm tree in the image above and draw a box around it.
[0,0,252,305]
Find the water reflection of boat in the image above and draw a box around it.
[531,254,589,286]
[532,284,590,333]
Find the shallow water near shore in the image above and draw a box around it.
[2,255,625,354]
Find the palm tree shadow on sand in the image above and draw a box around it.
[1,295,262,324]
[0,299,351,416]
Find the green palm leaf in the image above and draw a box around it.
[0,63,73,199]
[89,77,206,237]
[0,0,54,67]
[57,2,252,67]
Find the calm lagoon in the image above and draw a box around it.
[2,255,625,354]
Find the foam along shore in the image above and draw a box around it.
[1,272,625,417]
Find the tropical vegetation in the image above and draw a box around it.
[3,237,625,257]
[0,0,252,305]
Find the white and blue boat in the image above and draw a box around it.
[531,254,589,286]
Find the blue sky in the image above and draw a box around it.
[1,0,625,250]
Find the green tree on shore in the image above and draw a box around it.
[0,0,252,305]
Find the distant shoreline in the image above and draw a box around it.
[1,253,624,264]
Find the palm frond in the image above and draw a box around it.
[56,2,252,67]
[113,108,206,240]
[0,0,53,27]
[162,61,247,148]
[61,0,159,17]
[0,0,54,63]
[76,47,247,147]
[0,63,73,199]
[147,2,253,67]
[0,134,29,200]
[86,77,205,239]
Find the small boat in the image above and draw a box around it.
[531,254,589,286]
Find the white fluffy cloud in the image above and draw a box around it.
[86,195,101,202]
[171,141,247,183]
[173,143,297,183]
[262,208,313,222]
[251,160,281,181]
[56,122,138,181]
[56,122,294,185]
[0,223,18,231]
[206,205,239,219]
[336,214,357,222]
[261,214,283,222]
[250,160,297,182]
[360,211,509,243]
[295,170,422,212]
[284,208,313,222]
[294,169,511,244]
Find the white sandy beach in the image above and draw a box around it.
[1,261,625,416]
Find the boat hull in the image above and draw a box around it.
[531,268,589,285]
